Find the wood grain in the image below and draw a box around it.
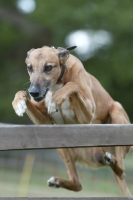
[0,197,132,200]
[0,124,133,150]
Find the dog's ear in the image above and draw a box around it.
[57,47,69,64]
[25,48,35,63]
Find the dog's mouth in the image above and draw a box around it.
[33,88,49,102]
[34,96,45,102]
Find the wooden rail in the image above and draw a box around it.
[0,124,133,199]
[0,198,132,200]
[0,124,133,150]
[0,195,132,199]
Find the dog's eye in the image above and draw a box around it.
[44,65,53,72]
[27,64,33,73]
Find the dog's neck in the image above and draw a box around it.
[56,55,76,85]
[56,64,66,84]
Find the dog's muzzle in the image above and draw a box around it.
[28,86,49,102]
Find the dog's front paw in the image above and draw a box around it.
[48,99,57,114]
[47,177,60,188]
[12,91,27,117]
[52,91,66,107]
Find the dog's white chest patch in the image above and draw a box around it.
[60,98,78,124]
[45,86,78,124]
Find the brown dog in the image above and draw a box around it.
[12,46,132,197]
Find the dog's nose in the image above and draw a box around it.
[28,86,40,98]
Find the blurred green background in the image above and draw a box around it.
[0,0,133,197]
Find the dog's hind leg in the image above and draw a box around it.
[93,147,132,197]
[107,101,132,197]
[47,148,82,191]
[93,148,125,178]
[109,101,131,172]
[113,172,132,197]
[109,101,131,155]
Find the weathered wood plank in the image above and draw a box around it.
[0,198,132,200]
[0,124,133,150]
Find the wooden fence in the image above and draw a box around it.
[0,124,133,200]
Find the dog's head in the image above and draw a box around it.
[25,46,71,102]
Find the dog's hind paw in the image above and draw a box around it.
[15,100,27,117]
[47,177,60,188]
[104,152,115,165]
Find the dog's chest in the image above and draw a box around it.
[45,85,79,124]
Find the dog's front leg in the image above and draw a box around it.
[51,82,79,107]
[50,82,95,123]
[12,90,51,124]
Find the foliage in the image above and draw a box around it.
[0,0,133,123]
